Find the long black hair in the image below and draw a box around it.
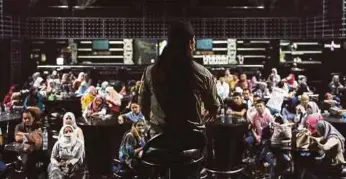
[150,21,196,125]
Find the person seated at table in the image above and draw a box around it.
[72,72,85,91]
[305,113,324,137]
[224,69,238,91]
[329,75,344,95]
[267,68,281,87]
[98,81,109,97]
[24,87,45,111]
[105,86,122,115]
[60,73,73,93]
[118,102,144,124]
[311,121,345,171]
[81,86,97,111]
[242,88,253,109]
[236,73,252,90]
[75,75,91,97]
[323,92,346,117]
[284,72,298,90]
[118,119,147,174]
[282,97,297,122]
[83,95,108,123]
[4,92,21,110]
[216,77,230,101]
[252,82,267,99]
[48,125,85,179]
[61,112,84,143]
[247,100,274,145]
[2,84,17,107]
[246,94,264,119]
[266,81,288,115]
[323,92,342,109]
[224,92,247,118]
[14,109,43,179]
[296,82,312,97]
[130,81,142,96]
[295,94,320,126]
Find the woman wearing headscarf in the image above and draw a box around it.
[81,86,97,111]
[60,112,84,143]
[83,95,107,123]
[105,86,122,114]
[312,120,345,167]
[305,113,323,136]
[33,76,44,89]
[98,81,109,97]
[72,72,85,91]
[75,80,89,97]
[118,118,147,171]
[24,87,45,111]
[48,125,85,179]
[329,75,344,95]
[224,69,237,91]
[267,68,281,87]
[285,73,298,90]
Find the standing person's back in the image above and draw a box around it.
[139,21,220,133]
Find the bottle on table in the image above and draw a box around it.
[4,105,10,115]
[0,128,3,146]
[220,108,225,118]
[42,127,48,151]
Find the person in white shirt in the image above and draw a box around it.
[266,82,288,115]
[216,77,230,101]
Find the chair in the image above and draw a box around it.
[141,130,206,179]
[46,107,66,134]
[113,158,138,179]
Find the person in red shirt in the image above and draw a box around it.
[2,84,17,107]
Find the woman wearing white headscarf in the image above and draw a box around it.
[48,125,85,179]
[98,81,109,97]
[60,112,84,143]
[73,72,85,91]
[105,86,122,114]
[267,68,281,87]
[33,77,44,89]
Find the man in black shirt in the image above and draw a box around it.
[226,92,248,117]
[14,109,42,179]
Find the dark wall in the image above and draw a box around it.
[0,40,11,101]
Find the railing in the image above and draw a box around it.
[0,0,3,38]
[1,16,346,39]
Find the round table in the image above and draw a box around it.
[78,120,130,178]
[205,116,248,174]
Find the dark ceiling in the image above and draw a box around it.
[4,0,323,17]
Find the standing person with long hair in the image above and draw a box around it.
[139,20,220,178]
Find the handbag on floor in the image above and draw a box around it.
[295,129,311,149]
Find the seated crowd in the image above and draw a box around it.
[1,67,346,178]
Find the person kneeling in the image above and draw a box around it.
[48,125,85,179]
